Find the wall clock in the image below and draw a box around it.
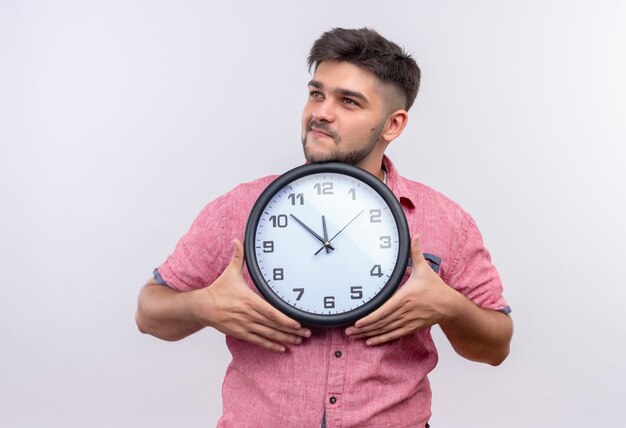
[244,162,410,327]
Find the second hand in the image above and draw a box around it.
[314,210,365,256]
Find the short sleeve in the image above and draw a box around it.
[155,193,233,292]
[446,213,511,314]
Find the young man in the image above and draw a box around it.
[136,28,512,427]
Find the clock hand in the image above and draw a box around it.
[290,214,335,250]
[327,210,365,242]
[314,210,365,255]
[322,215,331,254]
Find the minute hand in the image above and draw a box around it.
[314,210,365,255]
[290,214,335,250]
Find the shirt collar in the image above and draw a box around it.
[382,155,416,210]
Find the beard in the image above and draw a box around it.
[301,120,385,166]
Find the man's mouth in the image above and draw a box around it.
[310,128,332,138]
[307,121,337,140]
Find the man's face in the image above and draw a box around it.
[301,61,390,167]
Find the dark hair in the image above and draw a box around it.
[308,27,421,110]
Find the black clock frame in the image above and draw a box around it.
[244,162,410,327]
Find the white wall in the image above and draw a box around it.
[1,1,625,427]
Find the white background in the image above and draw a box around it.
[1,1,625,427]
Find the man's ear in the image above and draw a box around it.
[382,110,409,143]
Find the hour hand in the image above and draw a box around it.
[322,215,331,254]
[290,214,335,250]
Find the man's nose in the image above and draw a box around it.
[311,99,336,123]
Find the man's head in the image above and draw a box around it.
[301,28,421,173]
[308,27,420,112]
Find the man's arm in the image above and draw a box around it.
[136,239,311,352]
[438,287,512,365]
[345,235,512,366]
[136,278,204,341]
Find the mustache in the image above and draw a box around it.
[307,120,338,140]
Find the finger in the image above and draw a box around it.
[348,307,404,336]
[363,326,414,346]
[249,295,309,334]
[410,234,426,268]
[352,303,398,329]
[240,331,288,353]
[272,323,312,337]
[249,323,307,346]
[353,288,407,329]
[233,282,310,335]
[228,238,245,271]
[349,317,411,339]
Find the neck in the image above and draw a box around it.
[357,154,386,181]
[374,168,385,181]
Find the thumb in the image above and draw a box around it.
[410,234,426,268]
[228,238,245,272]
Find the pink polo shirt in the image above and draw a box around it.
[156,156,509,427]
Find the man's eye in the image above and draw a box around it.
[341,98,358,106]
[310,91,323,98]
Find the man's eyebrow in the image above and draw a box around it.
[337,88,369,104]
[307,80,369,104]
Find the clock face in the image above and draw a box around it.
[244,163,409,327]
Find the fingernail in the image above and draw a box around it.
[345,328,353,335]
[304,329,311,337]
[279,346,286,352]
[295,337,302,344]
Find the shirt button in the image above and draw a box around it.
[329,396,337,404]
[334,351,342,358]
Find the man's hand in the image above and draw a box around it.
[190,239,311,352]
[345,235,454,345]
[136,239,311,353]
[345,235,512,365]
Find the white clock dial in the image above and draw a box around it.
[255,173,399,312]
[245,163,409,327]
